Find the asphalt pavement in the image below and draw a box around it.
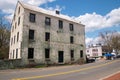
[0,59,120,80]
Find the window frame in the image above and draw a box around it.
[17,32,19,42]
[45,48,50,59]
[59,20,63,29]
[45,17,51,26]
[29,29,35,40]
[18,17,20,25]
[29,13,36,22]
[45,32,50,41]
[28,48,34,59]
[69,23,74,31]
[70,50,74,59]
[70,36,74,44]
[16,48,18,59]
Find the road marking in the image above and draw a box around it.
[12,60,119,80]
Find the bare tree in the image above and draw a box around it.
[0,16,10,59]
[99,31,120,54]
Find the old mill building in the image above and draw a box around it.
[9,1,86,65]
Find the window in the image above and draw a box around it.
[17,32,19,42]
[18,7,20,14]
[18,17,20,25]
[92,49,98,52]
[13,50,14,59]
[16,49,18,59]
[14,35,16,44]
[45,32,50,41]
[59,20,63,29]
[80,50,83,58]
[28,48,34,59]
[29,29,34,40]
[45,17,51,25]
[70,36,74,44]
[45,48,50,59]
[70,50,74,60]
[69,23,74,31]
[87,50,89,52]
[29,13,36,22]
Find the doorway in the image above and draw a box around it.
[58,51,64,63]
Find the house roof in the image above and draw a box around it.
[19,1,84,25]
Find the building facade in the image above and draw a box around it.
[86,45,103,58]
[9,1,86,65]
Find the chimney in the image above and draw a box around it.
[56,10,60,15]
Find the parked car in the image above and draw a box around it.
[86,58,95,63]
[116,54,120,58]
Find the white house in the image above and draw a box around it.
[86,45,102,58]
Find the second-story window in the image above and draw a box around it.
[69,23,74,31]
[18,17,20,25]
[45,32,50,41]
[29,29,34,40]
[70,36,74,44]
[59,20,63,29]
[29,13,36,22]
[45,17,51,25]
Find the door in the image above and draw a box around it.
[58,51,64,63]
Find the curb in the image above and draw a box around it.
[99,71,120,80]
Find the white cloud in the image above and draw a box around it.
[86,31,120,46]
[75,8,120,32]
[85,37,93,45]
[0,0,56,22]
[23,0,55,6]
[45,5,65,11]
[86,37,102,46]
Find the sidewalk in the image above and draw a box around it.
[103,71,120,80]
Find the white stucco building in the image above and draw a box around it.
[86,45,102,58]
[9,1,86,65]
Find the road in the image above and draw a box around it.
[0,59,120,80]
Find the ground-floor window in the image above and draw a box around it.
[45,48,50,59]
[28,48,34,59]
[70,50,74,61]
[16,49,18,59]
[13,50,15,59]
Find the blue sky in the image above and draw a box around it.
[0,0,120,45]
[41,0,120,16]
